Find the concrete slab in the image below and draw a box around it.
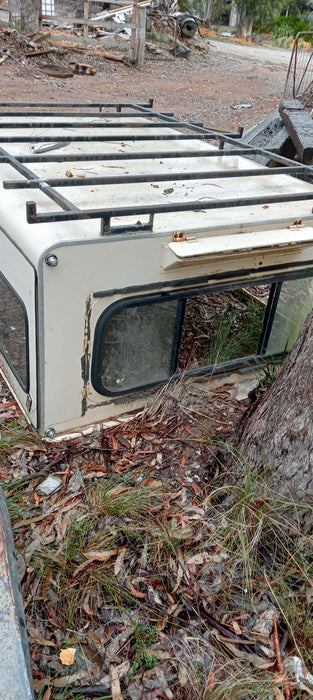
[0,487,34,700]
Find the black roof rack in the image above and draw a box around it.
[1,99,313,235]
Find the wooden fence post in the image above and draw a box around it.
[130,0,146,67]
[136,5,146,67]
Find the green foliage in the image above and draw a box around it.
[255,10,313,36]
[89,477,153,518]
[198,0,313,31]
[226,0,313,29]
[130,624,160,678]
[271,13,313,35]
[146,27,172,42]
[233,0,287,24]
[211,0,230,24]
[208,292,265,365]
[65,513,94,564]
[0,419,38,465]
[257,358,278,390]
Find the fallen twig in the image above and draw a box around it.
[273,613,291,700]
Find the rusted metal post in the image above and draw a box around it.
[0,487,34,700]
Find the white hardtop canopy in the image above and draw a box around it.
[1,107,313,266]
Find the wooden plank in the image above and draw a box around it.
[279,98,313,163]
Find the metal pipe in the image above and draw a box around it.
[0,148,263,164]
[26,191,313,224]
[4,165,309,190]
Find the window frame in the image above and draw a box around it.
[91,282,281,397]
[91,293,186,396]
[0,271,30,393]
[91,265,313,398]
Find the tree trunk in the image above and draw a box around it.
[236,8,253,38]
[235,309,313,505]
[21,0,41,34]
[229,0,239,28]
[204,0,217,28]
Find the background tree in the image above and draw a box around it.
[203,0,218,26]
[21,0,41,34]
[229,0,312,37]
[233,308,313,530]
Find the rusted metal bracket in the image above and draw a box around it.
[0,487,34,700]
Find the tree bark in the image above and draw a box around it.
[229,0,239,28]
[204,0,217,28]
[21,0,41,34]
[235,309,313,504]
[236,12,253,38]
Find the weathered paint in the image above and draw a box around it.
[0,488,34,700]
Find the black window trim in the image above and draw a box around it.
[91,266,313,398]
[0,271,30,393]
[91,283,279,398]
[91,293,186,397]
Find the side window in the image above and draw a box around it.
[92,279,313,398]
[92,297,182,395]
[0,274,29,391]
[91,288,269,397]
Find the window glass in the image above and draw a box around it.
[98,299,179,393]
[266,278,313,355]
[0,274,28,389]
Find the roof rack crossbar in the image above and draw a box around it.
[0,133,220,144]
[0,120,201,130]
[26,191,313,226]
[0,146,78,213]
[0,111,174,119]
[0,148,261,164]
[4,165,309,190]
[0,100,154,109]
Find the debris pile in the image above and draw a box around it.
[0,0,209,76]
[0,23,127,78]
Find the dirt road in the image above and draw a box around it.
[209,38,292,68]
[0,31,291,131]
